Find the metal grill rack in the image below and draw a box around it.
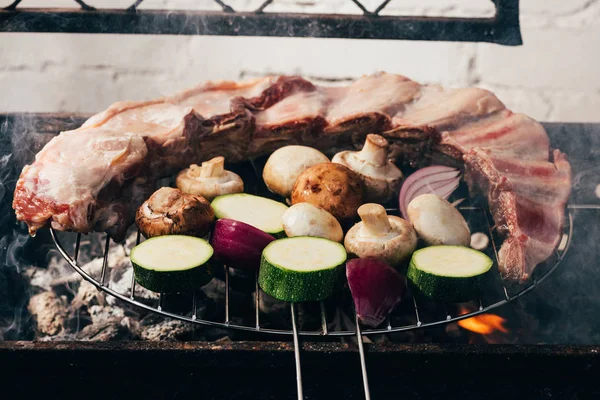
[0,0,522,44]
[51,160,574,400]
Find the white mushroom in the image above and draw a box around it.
[407,194,470,246]
[263,145,329,200]
[282,203,343,242]
[332,134,403,203]
[344,203,417,268]
[176,156,243,201]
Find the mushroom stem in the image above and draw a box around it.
[358,134,389,167]
[358,203,393,236]
[199,156,225,178]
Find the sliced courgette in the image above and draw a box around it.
[258,237,347,302]
[407,245,492,302]
[211,193,288,237]
[131,235,213,293]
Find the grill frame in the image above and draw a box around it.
[0,1,522,45]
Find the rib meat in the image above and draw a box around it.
[12,72,571,282]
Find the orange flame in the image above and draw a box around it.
[457,306,509,338]
[458,313,509,335]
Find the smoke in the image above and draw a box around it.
[0,113,53,340]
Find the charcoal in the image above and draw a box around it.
[27,291,67,336]
[74,305,139,341]
[140,314,196,341]
[71,280,105,311]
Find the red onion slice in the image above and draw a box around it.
[346,258,407,327]
[210,219,275,270]
[399,166,461,220]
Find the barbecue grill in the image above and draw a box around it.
[1,2,600,400]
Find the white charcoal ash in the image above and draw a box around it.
[75,305,140,341]
[140,316,196,341]
[70,280,106,311]
[27,291,67,336]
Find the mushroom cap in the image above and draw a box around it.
[344,204,417,267]
[406,193,470,246]
[332,134,403,203]
[176,168,243,201]
[291,162,364,221]
[282,202,343,242]
[176,157,243,201]
[263,145,329,199]
[135,187,214,238]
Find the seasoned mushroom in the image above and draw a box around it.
[344,203,417,268]
[136,187,214,238]
[176,156,243,201]
[263,145,329,200]
[407,193,470,246]
[332,134,403,203]
[291,162,364,221]
[282,203,344,242]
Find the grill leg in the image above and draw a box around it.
[290,303,304,400]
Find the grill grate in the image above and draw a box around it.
[51,159,574,399]
[51,208,574,334]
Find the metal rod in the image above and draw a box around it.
[129,268,136,300]
[374,0,392,14]
[484,209,511,300]
[350,0,372,15]
[74,233,81,262]
[443,304,452,321]
[213,0,235,12]
[255,0,273,13]
[290,303,304,400]
[412,296,422,326]
[320,301,328,335]
[255,269,260,329]
[100,235,110,286]
[567,204,600,209]
[355,314,372,400]
[128,231,140,300]
[224,265,230,324]
[192,291,198,321]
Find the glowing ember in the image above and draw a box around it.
[457,306,509,336]
[458,314,508,335]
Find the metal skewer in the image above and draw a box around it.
[224,265,230,324]
[320,301,328,335]
[355,314,371,400]
[74,233,81,262]
[290,303,304,400]
[99,235,110,286]
[255,269,261,329]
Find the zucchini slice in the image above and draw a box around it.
[258,237,347,302]
[407,246,492,302]
[131,235,213,293]
[211,193,288,237]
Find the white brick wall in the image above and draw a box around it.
[1,0,599,122]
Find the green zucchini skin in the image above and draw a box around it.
[407,247,492,302]
[407,261,483,302]
[258,237,347,302]
[258,258,345,302]
[132,261,213,293]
